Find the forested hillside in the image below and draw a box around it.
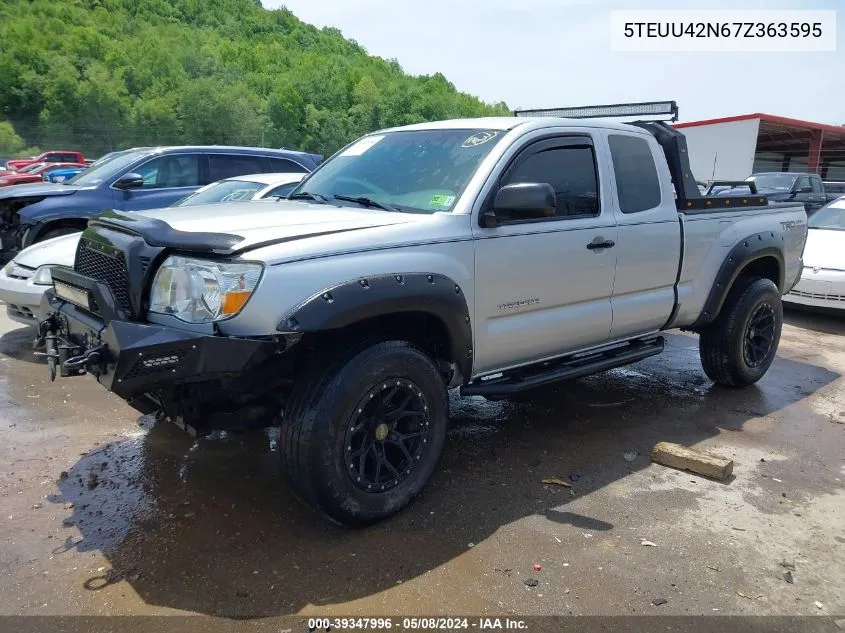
[0,0,509,157]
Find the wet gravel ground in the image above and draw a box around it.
[0,308,843,619]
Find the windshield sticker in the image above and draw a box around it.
[340,135,385,157]
[462,131,499,148]
[430,194,456,207]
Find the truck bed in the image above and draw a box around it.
[672,202,807,329]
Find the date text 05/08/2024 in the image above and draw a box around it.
[305,617,528,630]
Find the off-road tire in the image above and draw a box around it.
[281,340,448,526]
[699,277,782,387]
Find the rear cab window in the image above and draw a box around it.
[607,134,662,213]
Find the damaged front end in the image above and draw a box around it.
[35,224,303,437]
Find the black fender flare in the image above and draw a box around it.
[26,217,91,245]
[690,231,785,330]
[277,273,474,379]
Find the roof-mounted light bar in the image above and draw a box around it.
[514,100,679,122]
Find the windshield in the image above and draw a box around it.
[747,173,798,191]
[172,179,265,207]
[290,128,505,213]
[18,163,44,174]
[65,149,150,186]
[808,199,845,230]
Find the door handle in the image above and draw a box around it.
[586,239,615,250]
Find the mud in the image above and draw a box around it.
[0,308,843,618]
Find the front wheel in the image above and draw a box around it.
[699,277,783,387]
[281,340,448,526]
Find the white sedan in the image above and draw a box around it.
[783,196,845,310]
[171,172,305,206]
[0,172,307,325]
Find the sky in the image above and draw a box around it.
[262,0,843,125]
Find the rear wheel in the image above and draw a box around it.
[281,340,448,526]
[699,277,782,387]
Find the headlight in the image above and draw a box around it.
[3,260,33,279]
[148,256,263,323]
[32,265,54,285]
[0,179,7,185]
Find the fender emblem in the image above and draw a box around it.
[497,298,540,311]
[813,267,821,274]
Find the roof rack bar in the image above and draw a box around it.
[513,100,679,122]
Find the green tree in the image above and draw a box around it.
[0,121,25,155]
[0,0,509,157]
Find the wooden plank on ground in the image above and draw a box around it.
[651,441,734,481]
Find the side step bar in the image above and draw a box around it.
[461,336,665,398]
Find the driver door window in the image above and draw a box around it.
[499,145,600,219]
[134,155,200,189]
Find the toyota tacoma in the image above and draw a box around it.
[37,115,807,525]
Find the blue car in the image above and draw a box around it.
[0,145,322,259]
[44,165,87,183]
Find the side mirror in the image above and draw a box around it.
[113,173,144,190]
[482,183,556,227]
[795,185,813,194]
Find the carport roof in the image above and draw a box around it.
[675,114,845,172]
[674,113,845,138]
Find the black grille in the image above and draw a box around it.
[124,349,189,380]
[75,239,131,313]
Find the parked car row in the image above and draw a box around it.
[0,145,322,261]
[5,150,87,171]
[0,162,88,187]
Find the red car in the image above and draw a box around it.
[0,162,88,187]
[5,150,86,171]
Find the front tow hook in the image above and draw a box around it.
[63,346,107,376]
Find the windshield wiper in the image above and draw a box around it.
[288,191,330,203]
[332,195,399,212]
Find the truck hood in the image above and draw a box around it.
[14,232,81,268]
[0,182,80,200]
[135,199,421,251]
[14,200,431,269]
[803,228,845,269]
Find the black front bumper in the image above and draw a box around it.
[38,268,285,403]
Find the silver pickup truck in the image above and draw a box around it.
[37,116,807,525]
